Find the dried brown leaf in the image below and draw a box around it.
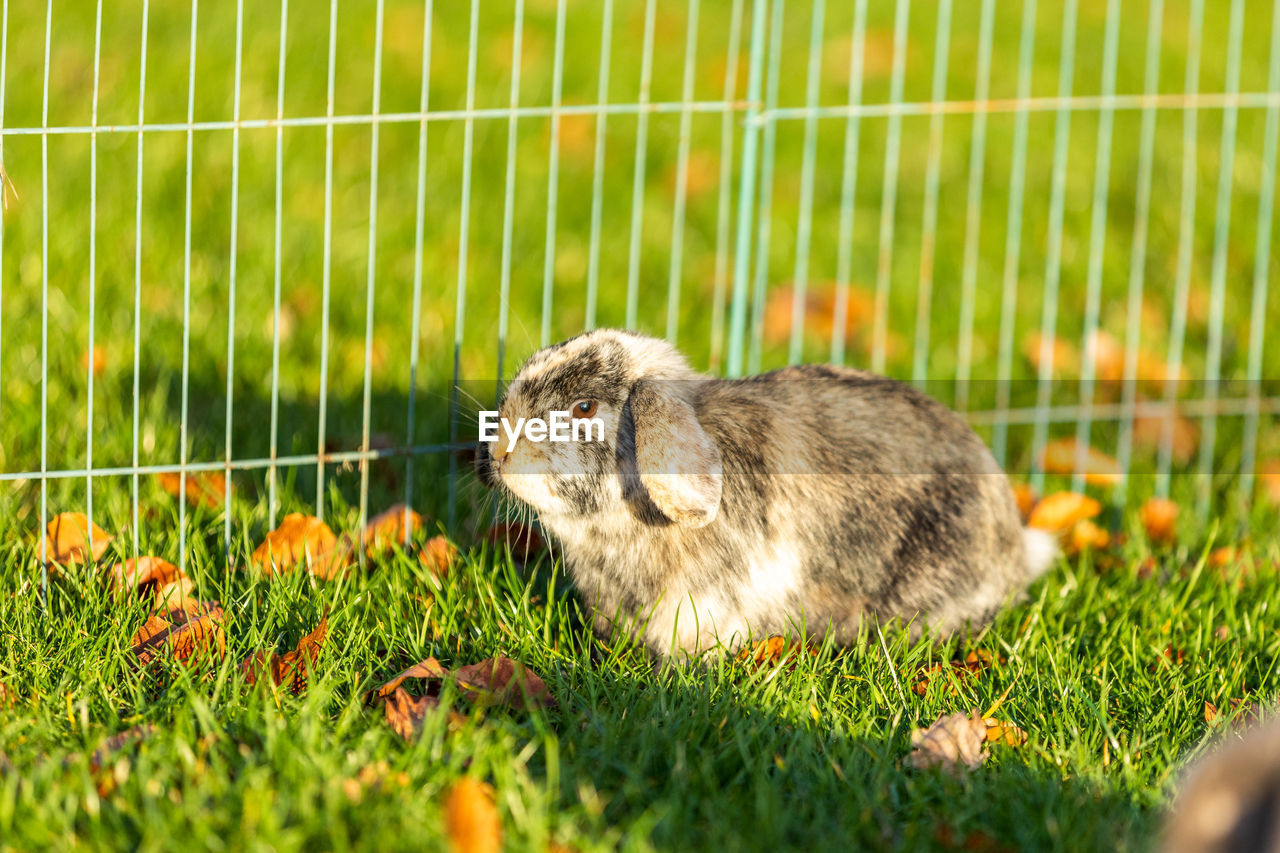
[1132,410,1199,465]
[371,657,449,702]
[1069,519,1111,554]
[44,513,112,565]
[364,503,423,556]
[251,513,350,579]
[130,605,225,667]
[156,470,229,510]
[241,617,328,694]
[1027,492,1102,534]
[453,657,555,711]
[1041,438,1122,487]
[908,711,989,773]
[109,556,184,596]
[419,536,459,576]
[1023,333,1079,377]
[982,717,1027,747]
[1011,483,1037,523]
[383,686,464,741]
[1140,498,1179,545]
[444,777,502,853]
[737,635,817,670]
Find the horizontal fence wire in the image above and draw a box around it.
[1,0,1278,580]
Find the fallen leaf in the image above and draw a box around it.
[453,657,556,711]
[1041,438,1122,487]
[89,724,155,772]
[762,283,874,347]
[44,513,112,565]
[908,711,988,773]
[1204,698,1261,729]
[251,513,349,579]
[1010,482,1037,522]
[419,536,459,576]
[363,503,422,556]
[1132,409,1199,465]
[911,650,1003,696]
[130,605,225,668]
[1023,333,1079,377]
[80,346,106,377]
[1027,492,1102,533]
[0,682,15,707]
[737,635,817,670]
[370,657,449,703]
[156,470,230,510]
[1135,349,1191,387]
[1139,498,1179,544]
[982,717,1027,747]
[444,777,501,853]
[152,576,199,615]
[1069,519,1111,553]
[484,523,543,562]
[107,556,183,596]
[1084,330,1125,384]
[1259,460,1280,505]
[241,617,328,694]
[384,687,465,741]
[1151,645,1186,671]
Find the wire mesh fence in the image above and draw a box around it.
[0,0,1278,582]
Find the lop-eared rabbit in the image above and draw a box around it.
[476,329,1056,657]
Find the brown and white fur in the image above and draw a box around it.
[476,329,1056,658]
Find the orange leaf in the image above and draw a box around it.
[982,717,1028,747]
[1084,330,1126,384]
[1132,411,1199,465]
[107,556,183,596]
[156,470,230,510]
[1023,333,1079,377]
[251,513,349,579]
[1027,492,1102,533]
[129,605,225,668]
[1139,498,1179,544]
[370,657,449,703]
[383,687,465,741]
[1204,701,1219,724]
[762,283,873,348]
[1041,438,1122,487]
[1069,520,1110,553]
[242,617,328,694]
[453,657,556,711]
[483,523,543,562]
[1010,482,1037,522]
[1259,460,1280,506]
[444,778,501,853]
[363,503,423,556]
[419,536,459,576]
[44,513,112,565]
[80,346,107,377]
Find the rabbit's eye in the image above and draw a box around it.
[572,399,598,419]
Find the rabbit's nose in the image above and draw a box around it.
[492,443,510,467]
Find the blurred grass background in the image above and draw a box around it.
[0,0,1278,538]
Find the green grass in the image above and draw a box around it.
[2,0,1280,849]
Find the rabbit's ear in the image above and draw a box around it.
[629,380,722,527]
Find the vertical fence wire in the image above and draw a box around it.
[745,0,784,374]
[86,0,103,546]
[403,0,433,540]
[665,0,700,346]
[224,0,245,561]
[131,0,150,563]
[1071,0,1120,494]
[624,0,657,330]
[541,0,567,349]
[313,0,340,522]
[707,0,744,372]
[1197,0,1247,517]
[583,0,614,333]
[495,0,525,391]
[910,0,952,384]
[1157,0,1205,498]
[1239,0,1280,511]
[786,0,824,366]
[1029,0,1079,494]
[177,0,199,574]
[38,0,51,597]
[0,0,6,505]
[953,0,996,411]
[357,0,386,562]
[869,0,911,376]
[268,0,289,529]
[446,0,480,532]
[1115,0,1165,507]
[830,0,868,368]
[991,0,1038,467]
[726,0,768,379]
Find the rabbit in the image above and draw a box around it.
[475,328,1057,658]
[1162,714,1280,853]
